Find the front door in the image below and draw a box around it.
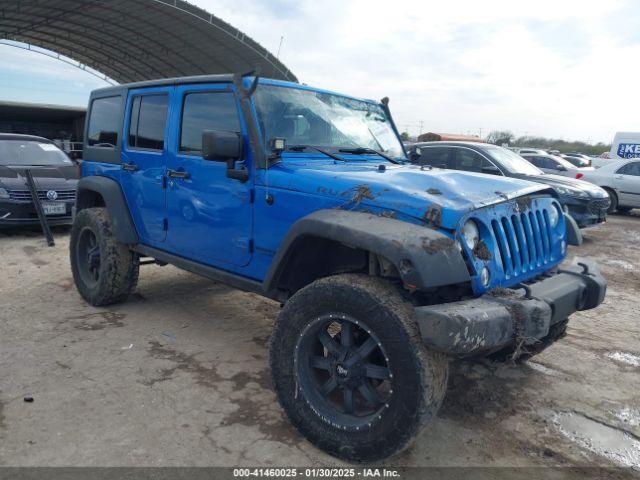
[614,161,640,206]
[165,84,253,267]
[120,88,171,245]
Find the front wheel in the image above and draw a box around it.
[270,274,449,462]
[70,207,139,306]
[605,188,618,213]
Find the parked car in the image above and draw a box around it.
[510,147,547,155]
[579,158,640,213]
[70,74,605,462]
[407,142,610,228]
[0,133,78,228]
[560,154,591,168]
[520,152,593,179]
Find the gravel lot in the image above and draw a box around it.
[1,213,639,470]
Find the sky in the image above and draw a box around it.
[1,0,638,144]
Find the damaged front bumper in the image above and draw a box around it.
[414,259,606,357]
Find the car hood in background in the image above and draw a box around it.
[510,172,608,198]
[0,164,79,191]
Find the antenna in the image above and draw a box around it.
[276,36,284,59]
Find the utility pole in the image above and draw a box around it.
[418,120,424,137]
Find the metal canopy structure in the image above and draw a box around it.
[0,0,297,84]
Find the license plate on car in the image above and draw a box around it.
[42,202,66,215]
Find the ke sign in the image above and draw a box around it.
[617,143,640,158]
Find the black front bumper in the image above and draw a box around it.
[565,197,609,228]
[0,199,74,227]
[414,259,606,356]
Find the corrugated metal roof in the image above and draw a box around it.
[0,0,297,84]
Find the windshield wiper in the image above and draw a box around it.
[286,145,345,163]
[338,147,403,165]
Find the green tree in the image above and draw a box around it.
[485,130,515,146]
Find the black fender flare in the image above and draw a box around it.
[263,209,470,293]
[76,176,139,245]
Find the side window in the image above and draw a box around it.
[87,96,121,148]
[453,149,484,172]
[524,156,542,168]
[617,162,640,176]
[534,156,552,168]
[180,91,241,154]
[417,147,450,168]
[128,94,168,150]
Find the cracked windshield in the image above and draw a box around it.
[254,84,405,159]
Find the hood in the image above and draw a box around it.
[510,172,608,198]
[0,164,79,191]
[262,155,552,229]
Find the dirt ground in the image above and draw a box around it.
[0,213,639,471]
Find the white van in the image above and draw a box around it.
[611,132,640,159]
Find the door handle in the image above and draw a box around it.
[122,163,139,172]
[167,169,190,179]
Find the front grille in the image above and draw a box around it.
[8,189,76,201]
[491,207,554,278]
[588,198,610,215]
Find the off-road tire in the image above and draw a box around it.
[270,274,449,462]
[604,188,618,213]
[70,207,139,306]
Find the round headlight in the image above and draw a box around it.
[548,205,560,227]
[480,267,490,287]
[462,220,480,250]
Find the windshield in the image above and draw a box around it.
[0,140,72,166]
[254,84,405,159]
[484,146,543,175]
[552,155,578,170]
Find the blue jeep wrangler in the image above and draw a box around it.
[70,73,606,461]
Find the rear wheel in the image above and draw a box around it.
[70,207,139,306]
[270,274,449,462]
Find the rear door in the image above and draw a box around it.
[120,88,171,245]
[164,83,253,267]
[614,161,640,206]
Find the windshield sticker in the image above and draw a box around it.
[38,143,60,152]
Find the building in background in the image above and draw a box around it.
[418,132,482,143]
[0,101,85,159]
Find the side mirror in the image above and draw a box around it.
[202,129,241,162]
[202,129,248,182]
[556,164,567,171]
